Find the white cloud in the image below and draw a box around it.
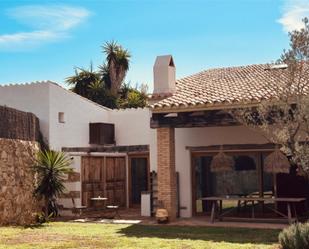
[0,5,91,51]
[278,0,309,32]
[0,30,63,51]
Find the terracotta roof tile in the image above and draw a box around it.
[150,63,306,111]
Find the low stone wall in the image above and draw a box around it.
[0,138,40,225]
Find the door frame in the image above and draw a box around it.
[128,153,150,208]
[191,150,269,216]
[81,155,127,207]
[191,151,216,216]
[81,156,105,207]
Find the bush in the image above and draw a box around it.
[33,212,53,225]
[279,222,309,249]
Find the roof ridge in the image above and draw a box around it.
[0,80,112,111]
[48,82,112,111]
[151,61,298,111]
[176,63,270,85]
[0,80,56,87]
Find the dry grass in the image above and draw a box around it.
[0,222,280,249]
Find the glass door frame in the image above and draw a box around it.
[191,150,272,216]
[128,153,150,208]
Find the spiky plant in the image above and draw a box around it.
[66,64,102,99]
[33,150,73,216]
[102,41,131,96]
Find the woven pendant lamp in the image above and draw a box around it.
[264,147,290,174]
[264,146,290,198]
[210,146,234,172]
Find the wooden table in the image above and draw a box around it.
[200,196,306,224]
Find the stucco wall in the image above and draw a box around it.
[48,83,110,150]
[0,138,40,225]
[0,82,111,150]
[110,108,157,171]
[0,82,272,218]
[0,83,50,142]
[61,109,157,212]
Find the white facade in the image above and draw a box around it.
[0,83,51,142]
[0,81,270,217]
[0,82,111,150]
[110,108,157,171]
[0,82,155,210]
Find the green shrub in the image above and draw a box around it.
[279,222,309,249]
[35,212,53,225]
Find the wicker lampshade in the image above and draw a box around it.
[210,147,234,172]
[264,148,290,174]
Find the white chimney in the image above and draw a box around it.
[153,55,176,94]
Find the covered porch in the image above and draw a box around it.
[150,109,309,223]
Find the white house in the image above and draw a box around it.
[0,82,156,212]
[1,56,307,220]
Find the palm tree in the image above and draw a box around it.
[33,150,73,216]
[102,41,131,96]
[66,64,102,99]
[98,63,112,89]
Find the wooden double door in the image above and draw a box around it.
[81,156,126,207]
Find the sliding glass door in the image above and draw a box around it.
[192,151,274,215]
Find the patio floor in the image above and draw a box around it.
[63,208,288,230]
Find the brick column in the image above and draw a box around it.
[157,127,177,221]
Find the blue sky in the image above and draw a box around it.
[0,0,309,91]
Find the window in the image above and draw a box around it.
[89,123,115,145]
[193,152,261,213]
[58,112,65,123]
[234,155,256,171]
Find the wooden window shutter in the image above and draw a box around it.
[89,123,115,145]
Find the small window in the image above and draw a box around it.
[58,112,65,123]
[89,123,115,145]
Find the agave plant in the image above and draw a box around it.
[102,41,131,96]
[33,150,73,216]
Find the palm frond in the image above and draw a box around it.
[33,150,73,199]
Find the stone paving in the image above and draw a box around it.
[67,208,288,229]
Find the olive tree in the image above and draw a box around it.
[231,18,309,177]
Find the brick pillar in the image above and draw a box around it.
[157,127,177,221]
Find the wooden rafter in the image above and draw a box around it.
[150,110,239,128]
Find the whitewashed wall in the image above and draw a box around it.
[110,108,157,171]
[0,82,112,213]
[0,82,111,150]
[0,83,50,141]
[48,83,110,150]
[0,82,271,218]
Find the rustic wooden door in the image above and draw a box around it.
[81,157,105,207]
[105,157,126,207]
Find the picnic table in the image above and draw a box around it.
[200,196,306,224]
